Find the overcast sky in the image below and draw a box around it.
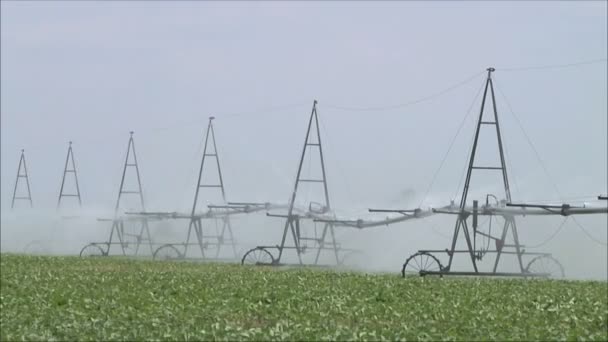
[1,1,606,277]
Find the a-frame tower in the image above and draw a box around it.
[57,141,82,210]
[11,149,33,209]
[106,132,153,256]
[275,100,340,265]
[445,67,524,273]
[183,116,237,259]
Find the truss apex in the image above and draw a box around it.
[209,116,215,120]
[487,67,495,73]
[129,131,134,135]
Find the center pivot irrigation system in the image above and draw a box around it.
[241,101,438,267]
[369,68,608,278]
[10,65,607,276]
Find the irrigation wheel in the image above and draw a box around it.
[402,251,443,277]
[153,244,183,261]
[79,243,106,257]
[241,247,275,266]
[525,255,565,279]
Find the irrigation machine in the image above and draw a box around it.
[11,67,605,271]
[371,68,608,278]
[241,100,436,267]
[79,132,154,257]
[125,116,276,261]
[11,149,33,209]
[56,141,83,210]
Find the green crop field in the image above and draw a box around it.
[1,254,606,341]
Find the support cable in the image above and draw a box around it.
[417,78,486,208]
[428,221,452,240]
[153,102,312,132]
[10,102,312,155]
[571,216,607,247]
[111,140,134,211]
[14,58,607,153]
[490,79,604,250]
[220,101,311,119]
[473,216,492,256]
[498,58,607,72]
[325,71,485,112]
[175,129,208,211]
[525,218,569,249]
[484,216,493,253]
[498,114,522,201]
[493,78,564,201]
[316,103,455,242]
[317,111,355,210]
[304,142,313,207]
[453,122,478,202]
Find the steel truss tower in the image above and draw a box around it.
[160,116,238,260]
[188,116,237,259]
[242,100,343,266]
[445,67,523,273]
[57,141,82,210]
[401,68,566,278]
[79,132,153,257]
[11,149,33,209]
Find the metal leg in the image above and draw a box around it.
[184,220,194,257]
[276,218,292,263]
[214,219,224,259]
[461,220,478,272]
[446,219,462,271]
[313,223,329,265]
[291,220,303,265]
[195,219,206,258]
[107,221,116,255]
[492,219,510,273]
[225,218,238,259]
[134,219,152,256]
[509,219,525,273]
[134,221,144,256]
[116,220,126,256]
[145,220,154,255]
[329,224,340,265]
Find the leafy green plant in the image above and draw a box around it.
[1,254,606,341]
